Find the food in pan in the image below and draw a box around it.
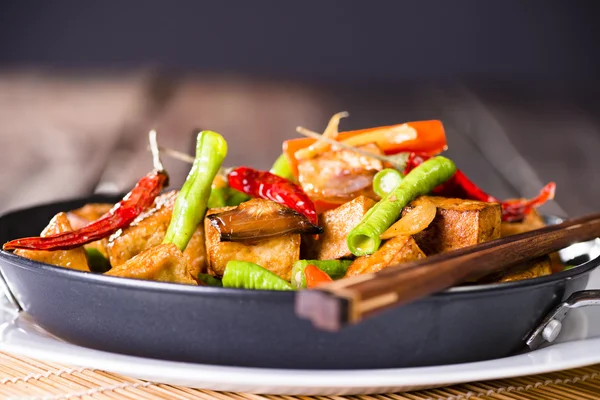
[3,114,560,290]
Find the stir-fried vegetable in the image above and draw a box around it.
[3,170,169,251]
[283,119,447,177]
[85,248,111,273]
[228,167,319,226]
[163,130,228,251]
[227,188,251,206]
[304,264,333,288]
[207,199,322,241]
[198,273,223,287]
[294,111,348,160]
[291,259,353,289]
[347,156,457,256]
[207,174,229,209]
[404,153,556,222]
[380,198,437,239]
[222,260,293,290]
[269,153,296,181]
[207,170,252,208]
[4,112,562,289]
[296,143,384,204]
[373,168,404,198]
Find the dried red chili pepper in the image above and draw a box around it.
[404,153,555,222]
[3,170,169,251]
[228,167,319,226]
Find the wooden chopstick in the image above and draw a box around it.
[295,212,600,331]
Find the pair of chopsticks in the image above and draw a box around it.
[296,213,600,331]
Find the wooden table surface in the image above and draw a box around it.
[1,71,598,218]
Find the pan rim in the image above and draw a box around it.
[0,196,598,300]
[1,248,597,299]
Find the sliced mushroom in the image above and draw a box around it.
[207,199,322,242]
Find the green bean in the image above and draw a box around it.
[347,156,456,256]
[163,130,228,251]
[290,260,353,289]
[373,168,404,198]
[222,260,293,291]
[197,273,223,287]
[269,153,296,181]
[85,248,111,273]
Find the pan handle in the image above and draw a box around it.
[526,290,600,350]
[0,269,22,313]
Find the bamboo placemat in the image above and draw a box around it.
[1,352,600,400]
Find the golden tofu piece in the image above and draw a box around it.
[67,203,114,258]
[345,236,426,277]
[205,206,300,280]
[501,209,563,272]
[303,196,376,260]
[107,191,206,277]
[501,209,546,237]
[404,196,501,255]
[106,243,196,285]
[67,203,113,228]
[15,212,89,272]
[482,256,552,283]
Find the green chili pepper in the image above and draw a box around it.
[290,259,353,289]
[269,153,296,181]
[85,248,111,273]
[373,168,404,198]
[347,156,456,256]
[163,130,228,251]
[222,260,293,291]
[198,273,223,287]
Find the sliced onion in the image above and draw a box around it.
[297,143,384,203]
[207,199,322,242]
[380,199,437,239]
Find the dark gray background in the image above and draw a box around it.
[1,1,599,82]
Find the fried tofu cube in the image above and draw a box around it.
[106,243,197,285]
[481,256,552,283]
[345,235,426,277]
[15,212,89,272]
[204,206,300,280]
[404,196,501,255]
[106,191,207,277]
[67,203,113,228]
[501,209,546,237]
[67,203,114,258]
[303,196,376,260]
[501,209,563,272]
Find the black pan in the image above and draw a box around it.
[0,195,599,370]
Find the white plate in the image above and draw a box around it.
[2,269,600,396]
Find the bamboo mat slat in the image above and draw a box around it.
[1,352,600,400]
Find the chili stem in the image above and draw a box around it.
[148,130,165,172]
